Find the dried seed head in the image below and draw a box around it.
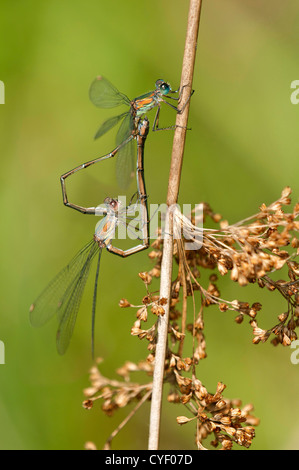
[180,392,192,404]
[83,387,98,397]
[171,328,185,341]
[219,303,229,312]
[159,297,168,306]
[142,295,151,305]
[82,399,93,410]
[176,415,193,425]
[136,306,148,322]
[215,382,226,397]
[149,266,161,278]
[119,298,131,308]
[169,355,177,368]
[216,399,227,409]
[146,353,155,362]
[148,250,159,259]
[221,439,233,450]
[167,391,181,403]
[235,314,244,324]
[151,304,165,316]
[138,271,152,284]
[278,312,288,322]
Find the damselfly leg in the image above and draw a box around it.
[60,130,136,214]
[151,83,194,132]
[61,118,150,218]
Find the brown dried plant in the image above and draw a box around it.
[82,187,299,450]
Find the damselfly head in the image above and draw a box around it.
[155,79,172,95]
[103,197,121,212]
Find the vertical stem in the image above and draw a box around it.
[148,0,203,450]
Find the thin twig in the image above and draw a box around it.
[104,389,152,449]
[148,0,203,450]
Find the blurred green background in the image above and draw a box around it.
[0,0,299,450]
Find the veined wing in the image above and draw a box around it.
[89,76,131,108]
[30,240,95,328]
[56,242,99,355]
[94,112,128,140]
[30,240,99,355]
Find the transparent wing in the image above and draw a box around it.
[56,242,99,355]
[89,76,131,108]
[115,113,135,189]
[30,240,99,355]
[94,112,128,140]
[116,140,134,190]
[30,240,95,327]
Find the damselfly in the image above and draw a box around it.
[89,76,193,188]
[30,121,150,355]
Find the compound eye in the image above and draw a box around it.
[110,199,118,209]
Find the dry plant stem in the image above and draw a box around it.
[148,0,203,450]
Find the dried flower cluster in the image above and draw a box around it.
[83,358,153,450]
[176,381,259,450]
[171,187,299,347]
[83,188,298,450]
[83,358,153,415]
[83,359,259,450]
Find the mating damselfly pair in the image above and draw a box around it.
[30,77,193,355]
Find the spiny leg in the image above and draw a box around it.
[151,104,191,132]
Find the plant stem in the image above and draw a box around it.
[148,0,203,450]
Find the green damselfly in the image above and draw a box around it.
[89,76,193,188]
